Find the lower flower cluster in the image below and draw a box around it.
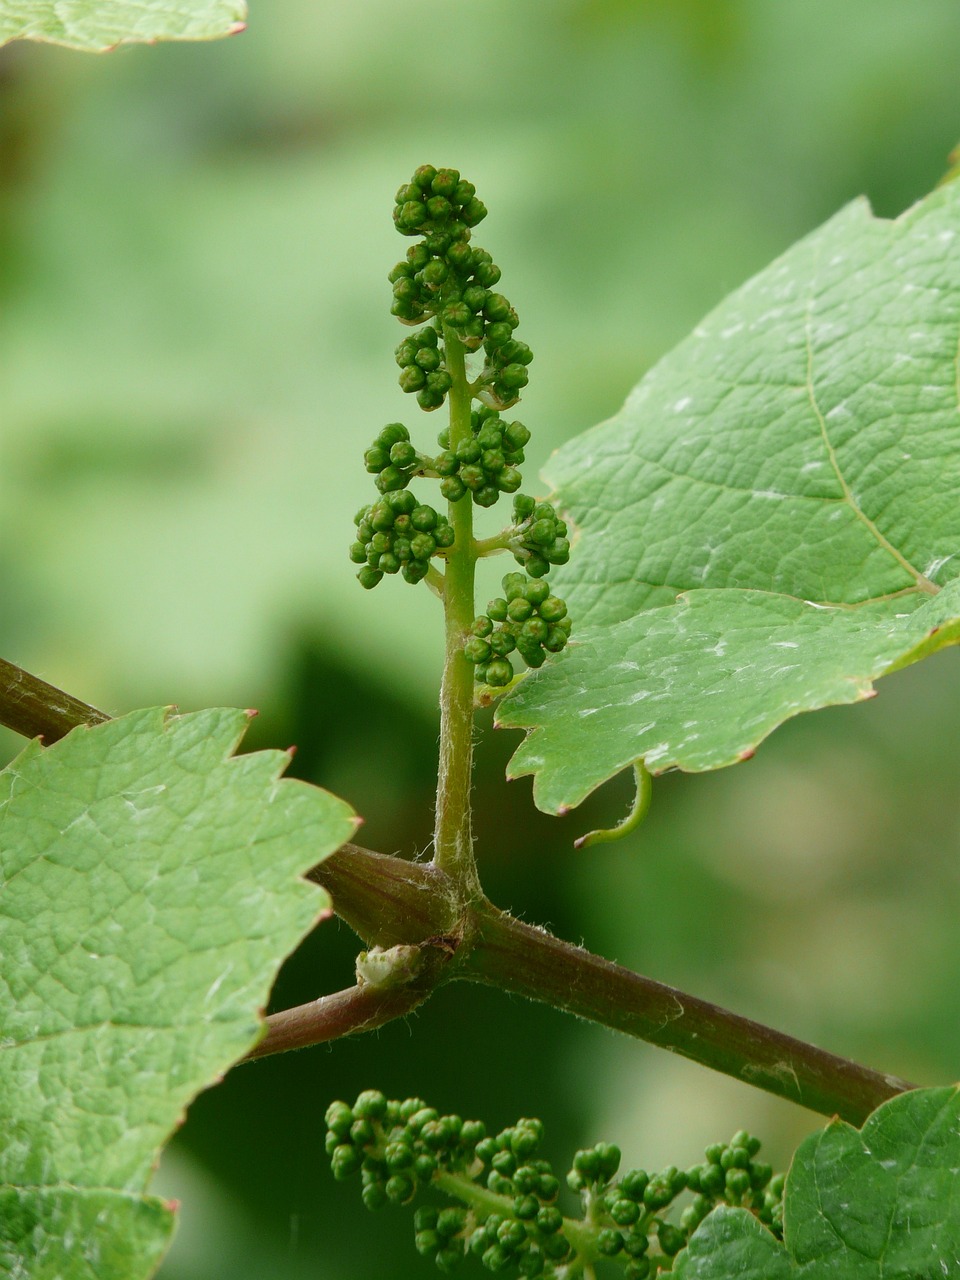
[325,1091,785,1278]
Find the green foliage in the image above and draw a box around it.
[325,1091,784,1278]
[675,1086,960,1278]
[0,708,356,1277]
[0,0,246,51]
[497,179,960,814]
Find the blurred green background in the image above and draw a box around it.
[3,1,960,1275]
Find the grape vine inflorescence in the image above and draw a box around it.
[350,166,573,689]
[326,1091,785,1278]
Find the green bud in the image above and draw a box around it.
[411,504,439,531]
[485,659,514,687]
[489,631,517,657]
[385,1173,415,1203]
[399,365,426,392]
[514,1195,539,1221]
[482,1245,514,1274]
[378,423,410,448]
[596,1229,623,1256]
[485,321,513,349]
[625,1261,651,1280]
[361,1181,387,1211]
[390,440,418,468]
[440,476,467,502]
[497,1220,526,1250]
[364,445,389,473]
[376,466,409,494]
[331,1144,363,1179]
[611,1197,641,1227]
[325,1101,354,1135]
[657,1222,686,1257]
[415,1229,440,1256]
[464,637,492,664]
[475,261,501,287]
[455,437,482,464]
[484,293,512,322]
[619,1169,648,1201]
[726,1167,752,1198]
[357,567,383,589]
[431,168,460,197]
[415,346,442,371]
[535,1206,562,1235]
[543,626,569,653]
[446,240,473,270]
[409,533,435,561]
[536,1174,559,1201]
[461,197,487,225]
[443,301,472,327]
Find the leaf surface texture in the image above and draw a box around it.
[498,183,960,812]
[0,707,356,1277]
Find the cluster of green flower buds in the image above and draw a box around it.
[507,496,570,577]
[466,574,572,685]
[434,407,530,508]
[395,324,452,412]
[325,1092,784,1279]
[682,1132,784,1237]
[363,422,427,495]
[389,164,532,410]
[352,168,569,638]
[351,490,454,589]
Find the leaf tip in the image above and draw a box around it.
[229,20,248,35]
[244,708,259,720]
[737,747,756,762]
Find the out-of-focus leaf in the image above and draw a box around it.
[0,0,246,51]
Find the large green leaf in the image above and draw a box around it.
[675,1085,960,1278]
[498,181,960,814]
[0,0,245,50]
[0,707,357,1278]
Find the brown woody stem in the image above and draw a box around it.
[0,657,919,1123]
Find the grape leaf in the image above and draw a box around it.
[0,0,245,51]
[0,707,357,1279]
[674,1085,960,1278]
[498,180,960,814]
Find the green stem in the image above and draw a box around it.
[473,532,512,557]
[432,1171,598,1267]
[432,325,481,900]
